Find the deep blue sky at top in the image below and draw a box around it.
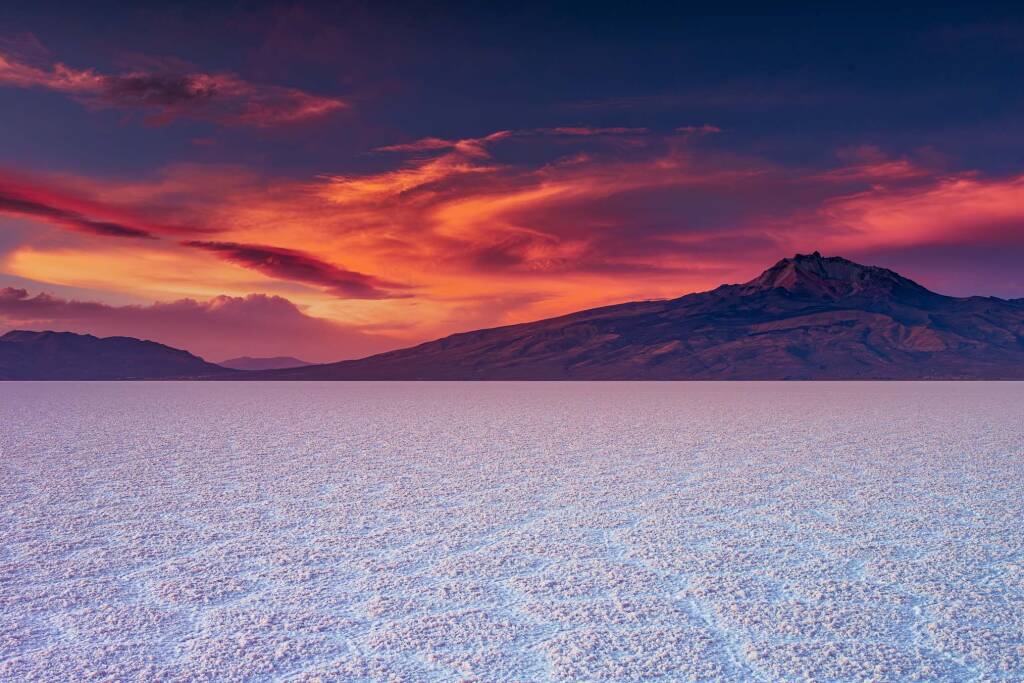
[3,0,1023,179]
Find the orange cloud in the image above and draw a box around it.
[0,171,409,302]
[4,243,274,301]
[816,173,1024,251]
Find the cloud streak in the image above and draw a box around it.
[0,52,346,126]
[0,190,156,239]
[0,172,214,240]
[182,241,412,299]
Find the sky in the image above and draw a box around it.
[2,1,1023,362]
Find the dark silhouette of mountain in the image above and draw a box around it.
[0,330,234,380]
[219,356,313,371]
[253,252,1024,380]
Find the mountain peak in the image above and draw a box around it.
[743,251,933,300]
[253,248,1024,380]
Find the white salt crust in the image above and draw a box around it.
[1,381,1022,681]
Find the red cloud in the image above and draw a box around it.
[0,288,398,362]
[182,240,412,299]
[0,190,155,239]
[0,174,211,239]
[0,51,346,126]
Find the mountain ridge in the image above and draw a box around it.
[248,252,1024,380]
[0,330,233,380]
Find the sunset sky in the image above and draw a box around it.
[2,2,1023,362]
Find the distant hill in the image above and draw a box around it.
[251,252,1024,380]
[0,330,234,380]
[219,356,313,371]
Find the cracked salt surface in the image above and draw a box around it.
[1,382,1022,682]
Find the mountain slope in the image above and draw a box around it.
[219,356,313,371]
[256,253,1024,380]
[0,330,234,380]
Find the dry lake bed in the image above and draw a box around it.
[1,382,1022,682]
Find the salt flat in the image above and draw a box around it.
[1,382,1022,682]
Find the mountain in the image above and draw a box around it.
[5,254,1023,381]
[254,252,1024,380]
[219,356,313,371]
[0,330,234,380]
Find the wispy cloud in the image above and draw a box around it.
[0,51,347,126]
[374,127,648,155]
[675,124,722,138]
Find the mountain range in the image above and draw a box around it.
[3,253,1023,380]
